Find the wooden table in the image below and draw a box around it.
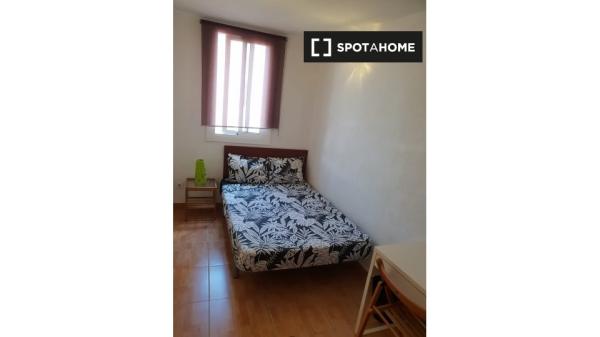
[185,178,217,220]
[355,241,426,335]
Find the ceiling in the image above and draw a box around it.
[174,0,425,34]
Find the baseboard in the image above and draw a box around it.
[174,202,223,208]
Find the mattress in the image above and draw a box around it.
[222,182,373,272]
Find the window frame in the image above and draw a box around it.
[206,31,270,144]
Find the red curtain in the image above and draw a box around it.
[200,20,287,129]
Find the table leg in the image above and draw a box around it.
[184,188,188,222]
[213,189,217,220]
[355,252,377,334]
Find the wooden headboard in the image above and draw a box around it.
[223,145,308,179]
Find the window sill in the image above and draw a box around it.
[205,127,272,145]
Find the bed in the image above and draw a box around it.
[221,146,373,277]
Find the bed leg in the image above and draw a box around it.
[232,264,240,279]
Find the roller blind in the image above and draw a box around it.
[200,20,287,129]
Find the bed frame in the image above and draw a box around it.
[222,145,308,180]
[222,145,309,278]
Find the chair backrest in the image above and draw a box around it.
[376,258,426,322]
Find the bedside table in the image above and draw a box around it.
[185,178,218,221]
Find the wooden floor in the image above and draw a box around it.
[174,205,389,337]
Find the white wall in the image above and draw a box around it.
[307,11,426,244]
[173,10,320,202]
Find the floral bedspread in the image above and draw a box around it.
[222,182,372,272]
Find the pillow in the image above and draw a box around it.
[227,154,268,184]
[268,157,304,184]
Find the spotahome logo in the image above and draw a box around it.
[304,31,422,62]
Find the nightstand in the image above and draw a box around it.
[185,178,218,221]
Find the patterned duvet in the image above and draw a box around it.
[222,182,373,272]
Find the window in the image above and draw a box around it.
[213,32,266,135]
[201,20,286,143]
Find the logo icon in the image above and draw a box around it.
[310,38,332,57]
